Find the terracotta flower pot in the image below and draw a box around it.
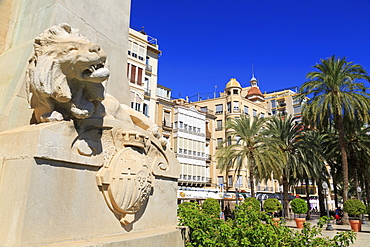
[349,219,362,232]
[272,217,280,226]
[294,218,306,229]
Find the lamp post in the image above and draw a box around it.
[235,187,239,206]
[322,182,334,231]
[357,186,365,224]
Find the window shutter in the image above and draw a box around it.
[130,65,136,83]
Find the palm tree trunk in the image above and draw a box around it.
[317,181,326,217]
[282,175,289,219]
[305,176,311,220]
[337,115,349,224]
[250,167,255,198]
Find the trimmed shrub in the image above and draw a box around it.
[291,198,308,215]
[343,199,366,218]
[263,198,282,213]
[202,198,221,217]
[240,197,261,212]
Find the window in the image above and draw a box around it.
[137,68,143,86]
[227,102,231,113]
[227,136,231,146]
[163,110,171,127]
[197,127,200,133]
[244,106,249,115]
[272,110,276,115]
[179,121,183,129]
[217,138,223,148]
[130,65,136,83]
[143,103,148,116]
[132,42,138,58]
[261,113,265,118]
[138,45,145,60]
[215,104,223,114]
[184,124,188,131]
[253,109,257,117]
[233,89,238,95]
[218,176,224,186]
[174,121,178,129]
[271,100,276,108]
[135,103,140,111]
[235,135,241,143]
[233,101,239,112]
[216,120,222,131]
[236,176,243,188]
[294,105,302,114]
[228,175,233,186]
[200,106,207,113]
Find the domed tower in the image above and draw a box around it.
[224,78,242,114]
[225,78,242,96]
[246,75,264,103]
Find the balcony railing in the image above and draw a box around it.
[215,126,223,131]
[162,121,173,129]
[145,64,152,73]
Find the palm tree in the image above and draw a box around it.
[264,115,322,218]
[216,114,282,197]
[299,55,370,206]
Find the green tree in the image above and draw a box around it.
[264,115,321,218]
[299,55,370,207]
[217,115,282,197]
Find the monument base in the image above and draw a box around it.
[0,121,182,246]
[38,227,185,247]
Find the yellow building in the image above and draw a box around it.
[190,77,278,194]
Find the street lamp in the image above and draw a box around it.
[322,182,334,231]
[357,186,365,224]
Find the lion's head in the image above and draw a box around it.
[27,23,110,122]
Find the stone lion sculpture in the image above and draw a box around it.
[26,23,110,123]
[26,23,161,139]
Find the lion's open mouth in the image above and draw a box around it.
[82,61,110,81]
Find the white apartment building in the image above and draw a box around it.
[127,27,161,121]
[172,100,209,188]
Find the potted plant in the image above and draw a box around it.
[290,198,308,229]
[263,198,282,222]
[343,199,366,232]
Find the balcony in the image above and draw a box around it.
[215,126,223,131]
[145,64,152,73]
[144,89,151,97]
[162,121,173,130]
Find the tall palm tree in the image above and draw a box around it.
[299,55,370,206]
[216,114,282,197]
[264,115,322,218]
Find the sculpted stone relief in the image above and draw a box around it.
[26,24,178,225]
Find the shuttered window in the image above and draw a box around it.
[215,104,223,114]
[130,65,136,83]
[163,110,171,127]
[137,68,143,86]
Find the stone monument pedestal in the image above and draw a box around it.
[0,121,183,246]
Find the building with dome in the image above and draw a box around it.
[188,77,280,196]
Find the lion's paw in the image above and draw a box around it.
[71,107,92,119]
[40,111,64,122]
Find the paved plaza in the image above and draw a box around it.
[285,218,370,246]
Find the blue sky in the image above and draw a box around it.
[130,0,370,100]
